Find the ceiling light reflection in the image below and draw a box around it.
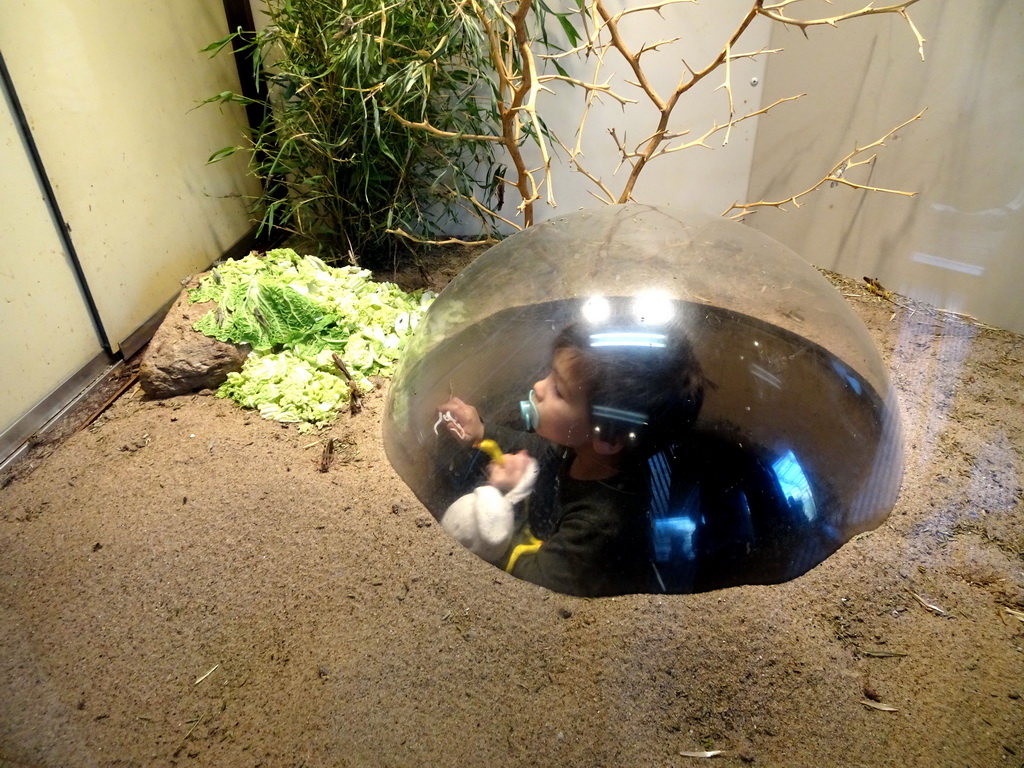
[633,291,674,325]
[581,296,611,323]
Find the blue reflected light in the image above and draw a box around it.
[648,451,698,561]
[648,450,671,513]
[644,437,829,592]
[591,404,649,427]
[589,331,667,348]
[771,449,816,522]
[652,515,697,561]
[830,360,863,396]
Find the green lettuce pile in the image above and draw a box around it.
[189,248,433,426]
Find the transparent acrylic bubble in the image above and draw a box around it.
[384,204,903,595]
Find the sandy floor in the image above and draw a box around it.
[1,251,1022,768]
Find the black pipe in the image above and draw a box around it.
[220,0,266,135]
[0,47,113,355]
[219,0,291,248]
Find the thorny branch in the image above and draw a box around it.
[471,0,552,227]
[759,0,926,60]
[721,109,926,218]
[554,0,770,203]
[555,0,926,205]
[386,111,504,143]
[392,0,926,229]
[386,228,501,247]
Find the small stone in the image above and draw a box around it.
[139,280,250,398]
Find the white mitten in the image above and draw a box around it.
[440,458,539,563]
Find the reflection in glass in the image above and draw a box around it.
[773,450,816,523]
[384,205,904,596]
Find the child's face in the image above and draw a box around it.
[532,349,592,448]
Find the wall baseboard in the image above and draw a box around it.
[0,223,272,476]
[0,351,117,474]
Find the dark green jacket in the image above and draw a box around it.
[484,424,651,597]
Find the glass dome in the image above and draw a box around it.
[384,204,903,595]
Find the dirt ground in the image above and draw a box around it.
[1,247,1022,768]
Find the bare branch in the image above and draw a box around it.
[387,228,500,247]
[563,152,618,203]
[537,74,637,105]
[672,2,763,100]
[613,0,764,201]
[759,0,926,60]
[468,192,525,231]
[900,9,927,60]
[717,41,736,146]
[636,37,682,60]
[723,109,925,217]
[615,0,696,19]
[654,94,803,156]
[387,109,503,142]
[593,1,667,111]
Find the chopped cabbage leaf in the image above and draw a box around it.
[189,249,433,426]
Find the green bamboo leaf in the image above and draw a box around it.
[194,90,256,108]
[207,146,242,164]
[198,0,517,259]
[555,14,581,47]
[201,31,240,57]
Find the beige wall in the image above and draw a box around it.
[0,0,260,353]
[1,0,260,459]
[0,90,103,433]
[745,0,1024,334]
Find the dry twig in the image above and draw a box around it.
[908,589,953,618]
[193,664,219,685]
[680,749,724,758]
[758,0,926,60]
[1002,606,1024,625]
[723,110,925,218]
[860,699,899,712]
[319,438,336,473]
[393,0,927,227]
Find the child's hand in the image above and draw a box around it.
[437,397,485,445]
[487,450,532,493]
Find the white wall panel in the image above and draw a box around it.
[745,0,1024,333]
[0,0,261,351]
[0,85,102,433]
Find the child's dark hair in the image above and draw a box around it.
[553,321,706,458]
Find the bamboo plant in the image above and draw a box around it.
[207,0,927,257]
[205,0,514,261]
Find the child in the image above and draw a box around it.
[438,321,706,597]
